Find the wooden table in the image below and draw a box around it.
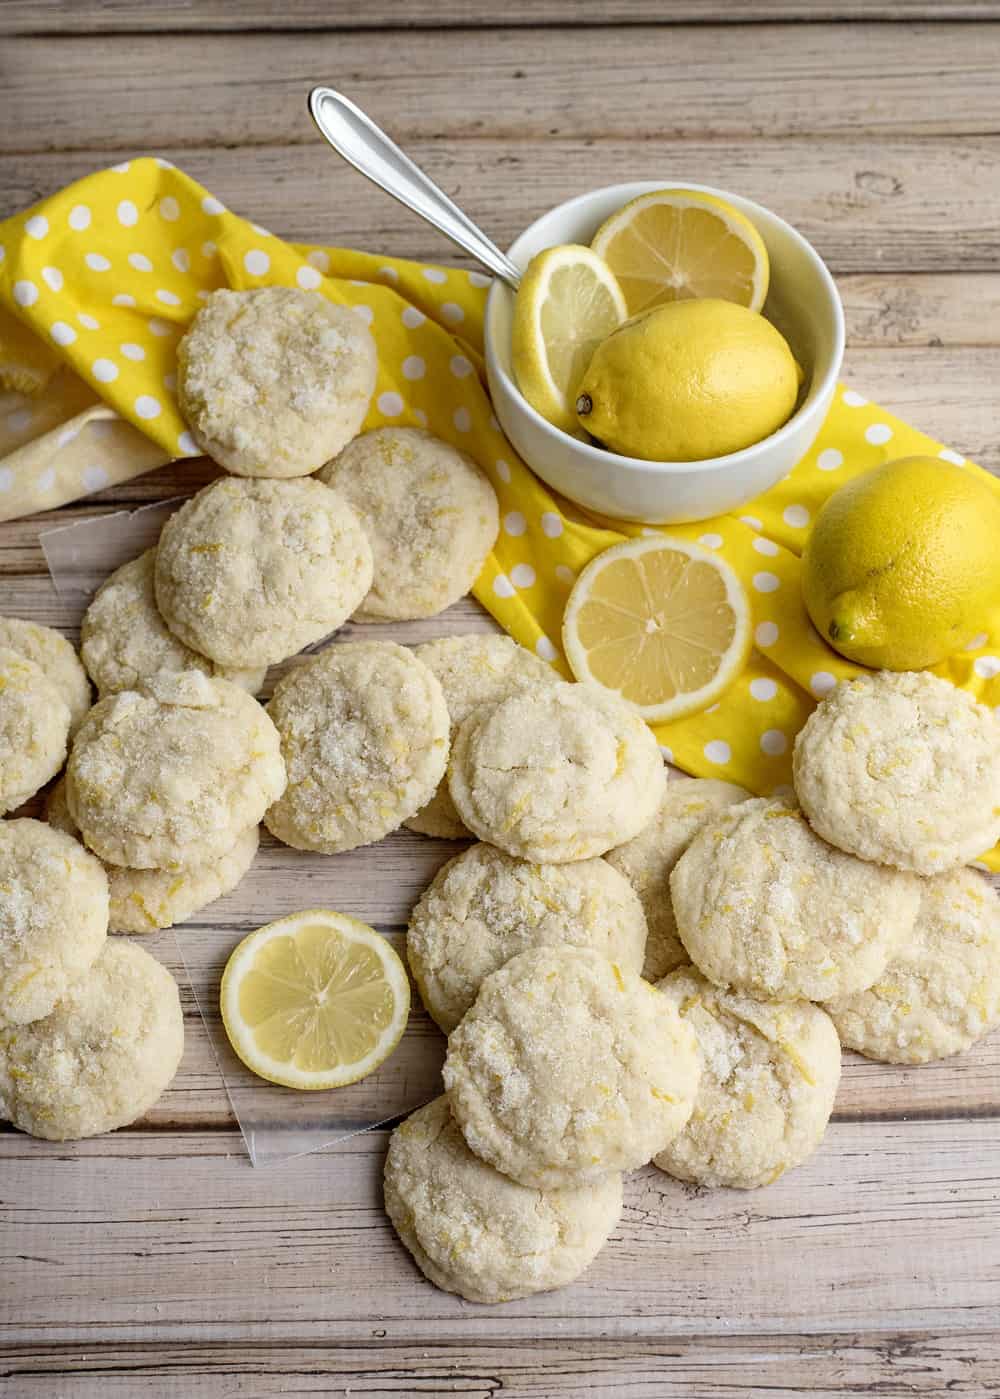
[3,3,1000,1394]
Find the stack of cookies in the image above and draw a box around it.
[71,285,506,865]
[385,664,1000,1303]
[2,280,997,1322]
[0,617,290,1142]
[0,283,505,1143]
[0,620,183,1140]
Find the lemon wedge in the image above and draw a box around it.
[512,243,626,435]
[562,535,752,721]
[591,188,769,317]
[220,909,409,1090]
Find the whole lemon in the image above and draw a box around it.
[575,298,802,461]
[802,456,1000,670]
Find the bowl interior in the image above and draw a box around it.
[485,181,844,471]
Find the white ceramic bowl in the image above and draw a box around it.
[484,182,845,523]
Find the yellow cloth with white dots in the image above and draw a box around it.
[1,157,998,870]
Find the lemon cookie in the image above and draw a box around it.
[0,940,183,1140]
[654,966,841,1189]
[671,797,921,1002]
[82,550,265,696]
[177,286,376,477]
[793,670,1000,875]
[448,685,666,863]
[405,634,563,838]
[443,945,701,1189]
[265,641,449,854]
[0,819,108,1026]
[0,616,90,736]
[46,779,258,935]
[384,1095,623,1303]
[67,670,285,869]
[0,646,70,815]
[317,427,499,621]
[607,778,751,982]
[407,842,647,1033]
[826,868,1000,1064]
[154,477,373,670]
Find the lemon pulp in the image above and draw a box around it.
[511,243,626,435]
[220,909,409,1090]
[591,188,769,316]
[562,536,751,721]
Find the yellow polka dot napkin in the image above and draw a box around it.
[1,157,998,869]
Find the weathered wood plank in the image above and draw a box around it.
[4,1333,999,1398]
[2,1120,999,1342]
[82,814,994,1132]
[2,773,991,1134]
[1,5,997,1372]
[1,1,998,34]
[3,139,1000,273]
[5,24,1000,154]
[0,344,995,582]
[841,273,1000,346]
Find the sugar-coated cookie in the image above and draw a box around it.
[67,670,285,869]
[384,1095,623,1303]
[82,550,264,695]
[0,616,90,736]
[46,779,258,934]
[671,797,921,1002]
[265,641,449,854]
[0,940,183,1140]
[317,428,498,621]
[827,867,1000,1063]
[444,945,702,1189]
[407,842,647,1033]
[793,670,1000,874]
[0,819,108,1026]
[654,966,841,1189]
[607,778,751,981]
[154,477,373,669]
[177,287,376,477]
[0,646,70,815]
[448,684,666,863]
[404,634,562,838]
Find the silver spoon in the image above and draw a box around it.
[308,87,522,291]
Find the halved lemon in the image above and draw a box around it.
[220,909,410,1091]
[591,189,769,317]
[511,243,627,435]
[562,535,752,722]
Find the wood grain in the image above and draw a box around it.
[4,1333,999,1398]
[5,138,999,273]
[2,1,999,33]
[61,809,990,1133]
[3,1120,1000,1343]
[841,273,1000,346]
[2,349,996,566]
[5,24,1000,154]
[2,7,1000,1384]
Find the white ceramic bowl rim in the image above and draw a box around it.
[485,181,846,478]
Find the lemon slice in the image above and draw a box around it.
[220,909,410,1090]
[512,243,627,435]
[562,536,752,722]
[591,189,769,317]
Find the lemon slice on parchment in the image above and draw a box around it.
[562,535,752,722]
[512,243,627,435]
[220,909,410,1090]
[591,188,770,317]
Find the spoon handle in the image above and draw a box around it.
[308,87,522,291]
